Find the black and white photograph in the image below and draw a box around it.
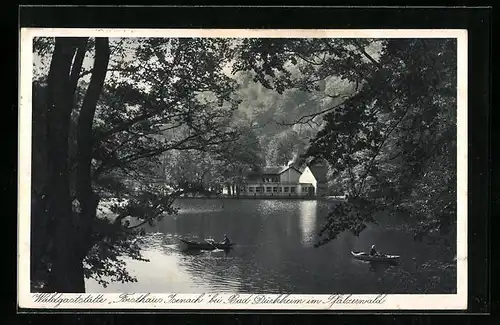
[18,28,467,310]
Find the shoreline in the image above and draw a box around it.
[175,196,347,202]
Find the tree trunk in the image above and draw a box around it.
[45,37,86,293]
[75,38,110,261]
[31,82,51,291]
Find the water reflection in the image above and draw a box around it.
[179,249,205,257]
[180,250,243,292]
[85,199,456,294]
[85,233,212,293]
[179,247,234,258]
[368,261,399,273]
[299,200,317,247]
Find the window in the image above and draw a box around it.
[284,187,289,192]
[273,187,278,192]
[291,187,296,193]
[266,187,272,192]
[302,187,308,192]
[256,187,261,192]
[273,177,278,182]
[249,187,254,192]
[279,187,283,192]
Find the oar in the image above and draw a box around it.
[205,238,218,250]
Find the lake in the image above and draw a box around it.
[85,198,456,294]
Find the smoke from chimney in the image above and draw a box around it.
[287,152,299,167]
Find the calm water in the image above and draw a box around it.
[86,199,456,294]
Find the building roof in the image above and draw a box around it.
[262,165,302,175]
[284,165,303,174]
[244,164,327,182]
[261,166,284,175]
[307,164,329,183]
[245,165,303,179]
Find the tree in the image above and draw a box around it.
[31,37,243,292]
[265,129,302,166]
[31,37,108,292]
[31,36,458,292]
[232,38,457,247]
[303,39,457,246]
[162,120,264,197]
[217,122,265,196]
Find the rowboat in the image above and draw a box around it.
[179,238,235,251]
[351,250,400,262]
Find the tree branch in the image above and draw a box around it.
[76,37,111,197]
[352,39,383,69]
[356,106,411,196]
[96,129,235,176]
[79,66,139,79]
[295,52,323,66]
[276,101,346,126]
[122,184,217,231]
[94,101,186,142]
[68,38,89,96]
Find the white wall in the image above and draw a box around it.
[239,183,312,196]
[224,166,323,197]
[298,167,318,188]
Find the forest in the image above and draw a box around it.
[30,36,457,292]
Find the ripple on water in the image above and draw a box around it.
[87,199,456,294]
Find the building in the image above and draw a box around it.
[298,164,329,197]
[235,164,328,198]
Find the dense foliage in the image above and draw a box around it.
[32,37,249,291]
[30,36,458,292]
[233,38,457,247]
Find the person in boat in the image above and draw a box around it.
[369,244,378,256]
[221,234,231,245]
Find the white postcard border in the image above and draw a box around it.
[18,28,468,310]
